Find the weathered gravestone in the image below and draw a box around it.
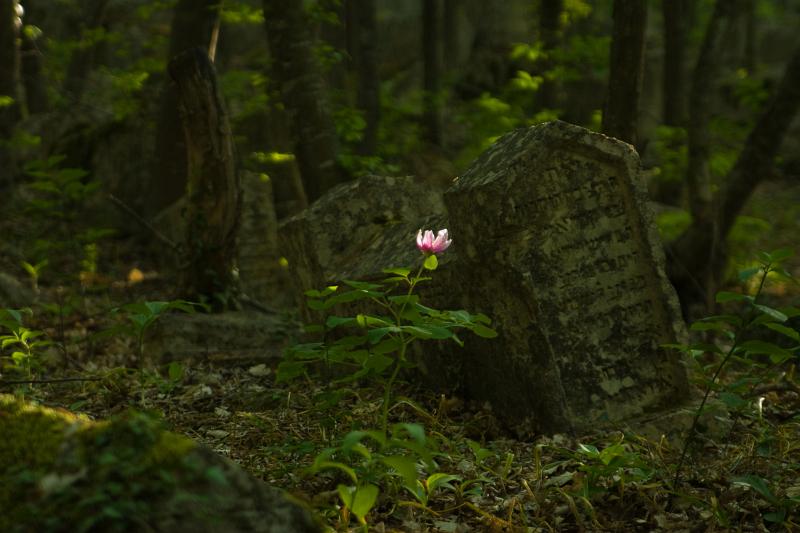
[281,121,688,435]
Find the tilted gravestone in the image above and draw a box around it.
[280,121,688,435]
[444,121,688,434]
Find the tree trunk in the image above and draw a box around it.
[442,0,460,71]
[669,44,800,312]
[19,0,48,114]
[538,0,563,110]
[149,0,221,217]
[262,0,344,203]
[169,47,241,309]
[0,0,20,189]
[661,0,691,126]
[685,0,740,229]
[354,0,379,155]
[422,0,443,146]
[62,0,110,101]
[602,0,647,146]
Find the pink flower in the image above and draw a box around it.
[416,228,452,255]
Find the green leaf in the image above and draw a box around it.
[350,483,379,522]
[733,475,778,504]
[753,304,788,322]
[424,254,438,270]
[372,337,402,354]
[392,423,426,444]
[383,267,410,277]
[767,248,793,263]
[337,484,355,509]
[426,473,461,494]
[167,361,184,382]
[367,326,400,344]
[762,322,800,342]
[275,361,307,383]
[363,353,394,373]
[343,280,384,291]
[323,289,383,309]
[326,315,357,329]
[715,291,752,303]
[381,455,419,488]
[738,340,794,363]
[719,392,748,409]
[388,295,420,306]
[471,324,498,338]
[738,267,762,282]
[314,461,358,483]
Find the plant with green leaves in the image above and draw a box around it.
[279,228,496,528]
[572,437,654,499]
[0,309,50,380]
[669,249,799,486]
[109,300,202,365]
[278,228,497,432]
[310,422,461,529]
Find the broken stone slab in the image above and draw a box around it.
[279,175,448,321]
[146,311,296,365]
[281,121,689,435]
[0,394,322,533]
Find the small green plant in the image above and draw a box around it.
[669,249,799,486]
[109,300,202,365]
[310,422,455,529]
[20,260,47,293]
[279,228,497,528]
[0,308,50,380]
[572,437,653,499]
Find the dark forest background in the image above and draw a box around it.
[0,0,799,308]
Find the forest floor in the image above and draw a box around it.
[2,178,800,531]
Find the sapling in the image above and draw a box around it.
[669,249,799,487]
[279,228,498,529]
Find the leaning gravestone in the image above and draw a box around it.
[281,121,688,435]
[444,121,688,434]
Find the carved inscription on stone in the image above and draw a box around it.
[446,121,688,432]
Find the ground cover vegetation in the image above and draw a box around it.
[1,0,800,530]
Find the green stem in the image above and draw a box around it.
[382,341,407,433]
[673,263,772,487]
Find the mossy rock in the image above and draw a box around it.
[0,394,321,533]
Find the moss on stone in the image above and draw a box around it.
[0,394,197,532]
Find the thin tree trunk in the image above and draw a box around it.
[354,0,379,155]
[169,47,241,308]
[62,0,110,101]
[686,0,740,228]
[149,0,221,217]
[263,0,344,202]
[602,0,647,146]
[538,0,563,110]
[719,46,800,238]
[742,0,756,72]
[422,0,442,146]
[442,0,460,71]
[661,0,691,126]
[19,0,48,115]
[0,0,20,188]
[669,44,800,312]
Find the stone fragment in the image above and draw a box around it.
[279,175,448,319]
[146,311,293,365]
[0,394,321,533]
